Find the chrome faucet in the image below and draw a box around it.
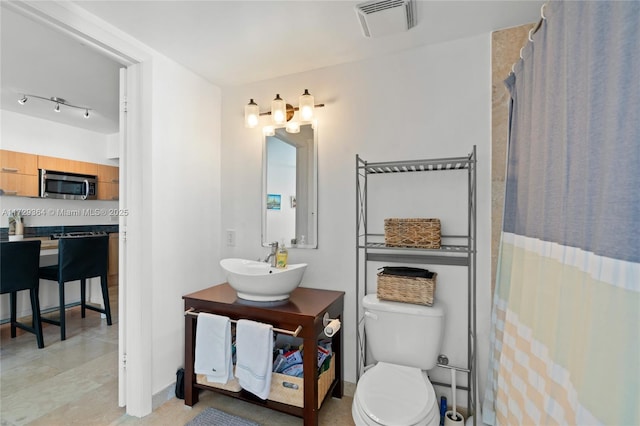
[264,241,278,267]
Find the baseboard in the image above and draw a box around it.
[152,382,178,410]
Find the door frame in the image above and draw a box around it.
[4,0,153,417]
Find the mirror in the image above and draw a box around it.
[262,123,317,248]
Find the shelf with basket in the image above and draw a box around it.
[355,146,477,422]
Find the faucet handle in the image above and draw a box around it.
[270,241,279,248]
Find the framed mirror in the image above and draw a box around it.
[262,123,317,248]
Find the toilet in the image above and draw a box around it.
[352,294,445,426]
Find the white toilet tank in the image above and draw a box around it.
[363,294,445,370]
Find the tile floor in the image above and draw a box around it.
[0,287,355,426]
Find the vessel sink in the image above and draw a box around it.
[220,258,308,302]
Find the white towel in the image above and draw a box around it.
[235,319,273,399]
[194,313,233,384]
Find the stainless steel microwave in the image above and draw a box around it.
[40,169,97,200]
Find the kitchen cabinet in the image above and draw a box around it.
[108,233,119,287]
[97,182,119,201]
[0,150,38,197]
[38,155,98,176]
[183,283,344,426]
[97,164,119,201]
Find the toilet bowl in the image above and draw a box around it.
[352,362,440,426]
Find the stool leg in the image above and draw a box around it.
[59,282,66,341]
[80,278,86,318]
[100,275,112,326]
[10,292,17,338]
[30,288,45,349]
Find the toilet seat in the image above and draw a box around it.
[354,362,438,426]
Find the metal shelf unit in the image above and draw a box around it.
[355,146,477,419]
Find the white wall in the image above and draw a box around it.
[147,55,223,398]
[221,34,492,406]
[0,109,119,227]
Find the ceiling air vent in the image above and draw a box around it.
[355,0,416,38]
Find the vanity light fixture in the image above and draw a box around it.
[243,89,324,130]
[263,126,275,137]
[271,94,287,125]
[17,94,93,118]
[299,89,315,121]
[285,120,300,134]
[245,98,259,128]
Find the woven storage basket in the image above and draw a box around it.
[384,218,441,249]
[268,355,335,408]
[377,271,437,306]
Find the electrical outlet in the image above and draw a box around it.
[226,229,236,247]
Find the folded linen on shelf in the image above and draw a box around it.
[235,319,274,399]
[194,313,234,384]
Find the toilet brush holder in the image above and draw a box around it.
[444,411,464,426]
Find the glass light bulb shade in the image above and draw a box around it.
[245,99,259,128]
[271,94,286,125]
[18,96,27,105]
[285,121,300,134]
[84,109,90,118]
[54,103,60,112]
[299,89,314,121]
[263,126,275,136]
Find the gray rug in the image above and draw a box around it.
[185,407,261,426]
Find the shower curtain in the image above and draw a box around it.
[483,2,639,425]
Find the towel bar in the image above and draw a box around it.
[184,307,303,337]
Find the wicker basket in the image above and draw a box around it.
[377,271,437,306]
[384,218,441,249]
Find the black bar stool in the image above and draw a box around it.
[38,235,112,341]
[1,240,45,348]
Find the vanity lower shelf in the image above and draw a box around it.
[196,355,335,409]
[183,283,345,426]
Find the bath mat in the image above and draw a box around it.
[185,407,260,426]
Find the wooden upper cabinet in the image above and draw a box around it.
[0,173,38,197]
[0,150,119,199]
[0,150,38,175]
[0,150,39,197]
[38,155,98,176]
[97,164,119,183]
[96,164,119,200]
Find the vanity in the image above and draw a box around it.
[183,283,344,426]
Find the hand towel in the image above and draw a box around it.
[194,313,233,384]
[235,319,273,399]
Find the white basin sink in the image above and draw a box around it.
[220,258,307,302]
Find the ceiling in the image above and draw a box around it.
[1,1,543,135]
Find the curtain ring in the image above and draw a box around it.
[520,47,524,59]
[511,63,516,74]
[541,3,547,20]
[528,28,534,42]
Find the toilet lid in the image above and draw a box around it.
[357,362,435,426]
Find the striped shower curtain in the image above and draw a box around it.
[483,2,639,425]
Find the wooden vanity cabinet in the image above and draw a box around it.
[183,283,344,426]
[0,150,38,197]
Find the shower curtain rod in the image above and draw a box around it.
[184,307,303,337]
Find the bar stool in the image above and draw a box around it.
[1,240,45,348]
[38,235,112,341]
